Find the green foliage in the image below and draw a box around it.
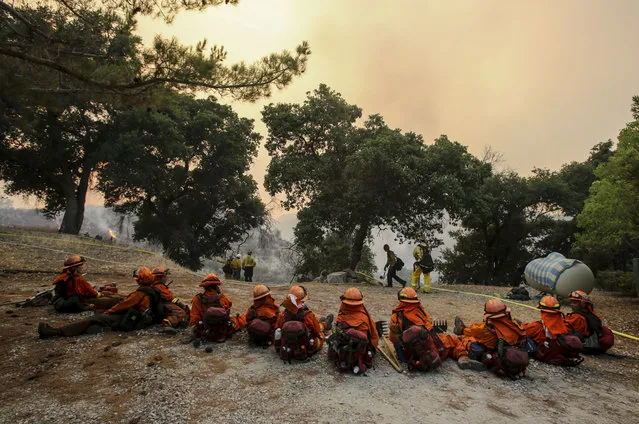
[595,270,636,295]
[439,138,614,286]
[0,100,110,232]
[98,93,266,270]
[439,172,534,285]
[576,104,639,257]
[263,85,488,270]
[294,232,377,279]
[0,2,309,102]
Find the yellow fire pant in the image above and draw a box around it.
[411,267,431,293]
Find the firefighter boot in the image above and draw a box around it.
[38,322,60,339]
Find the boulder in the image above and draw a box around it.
[326,271,348,284]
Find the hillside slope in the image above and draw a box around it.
[0,228,638,424]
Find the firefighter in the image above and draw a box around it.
[411,235,433,293]
[150,266,189,329]
[565,290,614,353]
[51,255,121,312]
[389,287,484,370]
[38,267,160,338]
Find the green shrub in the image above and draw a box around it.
[595,271,637,295]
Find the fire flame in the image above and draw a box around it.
[108,230,117,239]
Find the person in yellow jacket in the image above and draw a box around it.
[242,250,257,282]
[231,254,242,280]
[411,235,434,293]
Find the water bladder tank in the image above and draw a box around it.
[524,252,595,297]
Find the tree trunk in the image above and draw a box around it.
[59,171,90,235]
[348,220,370,271]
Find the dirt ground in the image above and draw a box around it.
[0,228,638,424]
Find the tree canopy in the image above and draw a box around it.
[263,85,489,271]
[0,1,309,101]
[98,93,265,269]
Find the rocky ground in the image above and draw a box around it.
[0,228,638,424]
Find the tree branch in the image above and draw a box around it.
[0,46,295,93]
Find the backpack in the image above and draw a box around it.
[418,245,434,273]
[196,293,233,342]
[401,325,442,372]
[573,311,614,354]
[328,327,372,374]
[536,334,584,366]
[278,310,313,363]
[395,257,404,271]
[137,287,165,324]
[495,338,529,379]
[52,275,89,313]
[248,318,274,348]
[201,307,233,342]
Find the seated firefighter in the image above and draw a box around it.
[274,285,332,363]
[455,299,529,379]
[189,273,241,343]
[389,287,484,372]
[328,287,379,374]
[52,255,121,313]
[565,290,614,354]
[38,267,162,338]
[150,266,189,329]
[241,284,281,348]
[524,296,584,366]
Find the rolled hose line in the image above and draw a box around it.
[431,286,639,343]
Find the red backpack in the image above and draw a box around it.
[494,339,529,379]
[536,334,584,366]
[279,319,312,363]
[328,327,372,374]
[401,325,442,372]
[246,307,277,348]
[198,293,233,343]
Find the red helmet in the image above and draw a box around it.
[398,287,419,303]
[484,298,510,320]
[568,290,592,304]
[538,295,561,313]
[199,273,222,288]
[341,287,364,305]
[63,254,86,270]
[133,266,153,286]
[253,284,271,300]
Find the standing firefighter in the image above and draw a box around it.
[218,257,233,280]
[231,254,242,280]
[274,285,333,363]
[383,244,406,288]
[38,267,161,338]
[455,299,529,379]
[328,288,378,374]
[411,235,434,293]
[189,273,242,344]
[565,291,614,354]
[51,255,121,313]
[150,266,189,329]
[389,287,484,371]
[242,250,257,282]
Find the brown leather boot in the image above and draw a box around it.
[38,322,60,339]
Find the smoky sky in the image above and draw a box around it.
[76,1,639,211]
